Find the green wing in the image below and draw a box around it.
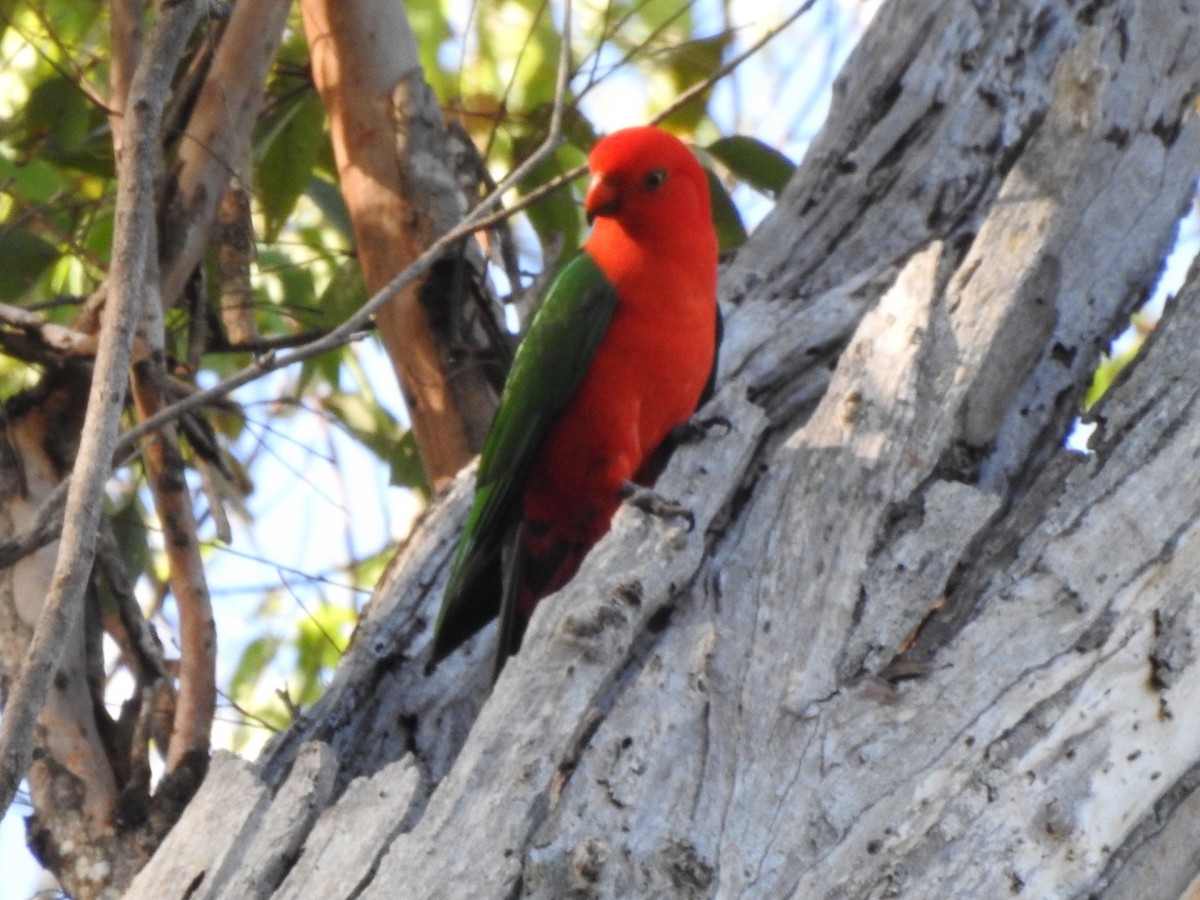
[431,251,618,661]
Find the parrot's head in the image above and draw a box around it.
[584,126,712,242]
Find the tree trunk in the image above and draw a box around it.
[301,0,505,487]
[126,1,1200,897]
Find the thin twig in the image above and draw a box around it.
[651,1,818,128]
[114,0,574,457]
[572,0,692,109]
[280,574,347,655]
[0,487,68,569]
[0,0,804,589]
[216,688,282,733]
[460,2,818,237]
[0,0,577,588]
[96,521,166,679]
[0,0,205,820]
[481,0,554,164]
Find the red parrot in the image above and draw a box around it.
[431,125,720,675]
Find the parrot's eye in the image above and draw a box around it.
[643,168,668,190]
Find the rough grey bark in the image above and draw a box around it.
[126,1,1200,898]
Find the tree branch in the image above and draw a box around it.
[116,3,1200,897]
[116,1,574,457]
[0,0,205,820]
[461,1,817,238]
[130,262,216,776]
[301,0,486,486]
[108,0,145,158]
[0,301,99,363]
[298,0,575,486]
[159,0,292,310]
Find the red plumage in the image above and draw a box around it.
[516,126,720,616]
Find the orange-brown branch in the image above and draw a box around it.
[129,363,216,775]
[301,0,499,487]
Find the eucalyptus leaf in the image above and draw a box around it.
[257,93,326,241]
[705,169,747,254]
[706,135,796,198]
[0,227,59,300]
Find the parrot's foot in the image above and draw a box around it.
[619,481,695,532]
[669,414,733,446]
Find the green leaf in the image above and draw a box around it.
[296,347,344,398]
[256,247,318,329]
[406,0,453,99]
[48,133,116,179]
[705,136,796,198]
[304,176,354,242]
[657,33,731,131]
[0,0,14,45]
[475,0,564,112]
[256,92,326,241]
[705,169,747,254]
[629,0,693,37]
[389,430,427,491]
[0,227,59,299]
[316,257,368,326]
[353,544,397,590]
[230,634,283,700]
[109,494,149,588]
[321,389,428,491]
[81,207,115,265]
[21,74,90,159]
[322,389,389,455]
[0,155,67,205]
[323,391,382,443]
[1084,320,1151,410]
[94,494,148,619]
[293,602,355,704]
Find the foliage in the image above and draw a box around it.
[1083,313,1156,411]
[0,0,813,791]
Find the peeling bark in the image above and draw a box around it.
[157,0,291,310]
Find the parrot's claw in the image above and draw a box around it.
[619,482,695,532]
[670,414,733,445]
